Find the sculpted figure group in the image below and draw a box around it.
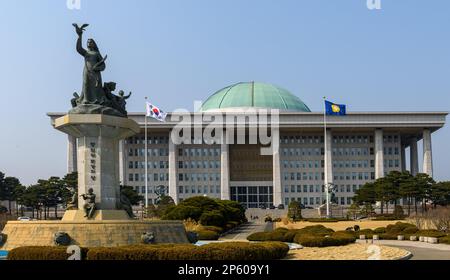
[70,24,131,117]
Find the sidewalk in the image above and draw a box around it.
[357,239,450,251]
[219,222,273,241]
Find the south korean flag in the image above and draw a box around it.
[146,102,167,122]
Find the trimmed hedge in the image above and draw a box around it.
[439,235,450,245]
[86,242,289,260]
[247,225,356,247]
[294,232,356,247]
[7,246,89,260]
[415,230,447,238]
[374,227,387,234]
[200,226,223,233]
[247,231,286,242]
[357,222,449,240]
[8,242,290,260]
[194,230,220,240]
[296,225,334,236]
[385,222,417,234]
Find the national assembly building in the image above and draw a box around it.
[48,82,447,209]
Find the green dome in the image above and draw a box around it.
[199,82,311,112]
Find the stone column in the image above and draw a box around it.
[54,114,140,220]
[410,136,419,176]
[272,128,282,207]
[422,129,433,177]
[118,139,126,185]
[220,130,230,200]
[168,131,178,203]
[374,129,384,179]
[400,142,406,172]
[67,135,78,173]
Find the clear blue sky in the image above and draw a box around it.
[0,0,449,185]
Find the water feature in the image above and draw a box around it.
[0,250,8,260]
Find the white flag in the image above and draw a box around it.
[146,102,167,122]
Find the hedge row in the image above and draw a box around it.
[439,235,450,245]
[194,230,220,240]
[293,232,356,247]
[247,225,356,247]
[7,246,89,260]
[7,242,290,261]
[353,222,448,240]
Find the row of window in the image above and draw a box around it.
[178,160,220,169]
[282,171,378,182]
[280,135,324,144]
[128,148,169,157]
[334,172,373,181]
[178,185,221,194]
[281,146,400,158]
[178,148,220,157]
[284,196,354,206]
[129,161,168,169]
[333,147,370,156]
[282,148,323,157]
[128,159,398,171]
[134,186,169,194]
[333,160,400,169]
[126,136,169,145]
[282,160,323,169]
[178,173,221,182]
[126,134,399,146]
[128,173,168,182]
[280,135,384,145]
[284,185,323,193]
[333,160,371,169]
[282,172,323,181]
[283,184,363,194]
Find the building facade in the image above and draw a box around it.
[48,82,447,208]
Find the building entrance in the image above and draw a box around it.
[230,185,273,208]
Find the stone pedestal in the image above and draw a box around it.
[54,114,140,212]
[1,220,189,250]
[62,210,131,221]
[0,114,191,251]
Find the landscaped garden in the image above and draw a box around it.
[161,196,247,241]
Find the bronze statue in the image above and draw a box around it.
[66,186,78,210]
[80,188,96,219]
[119,186,135,218]
[73,23,107,105]
[69,24,131,117]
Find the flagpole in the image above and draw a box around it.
[323,96,330,218]
[144,97,149,209]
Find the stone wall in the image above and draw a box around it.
[1,220,189,250]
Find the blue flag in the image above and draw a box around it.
[325,100,346,116]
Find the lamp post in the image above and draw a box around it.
[325,182,335,218]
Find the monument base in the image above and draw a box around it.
[0,220,189,251]
[62,210,131,221]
